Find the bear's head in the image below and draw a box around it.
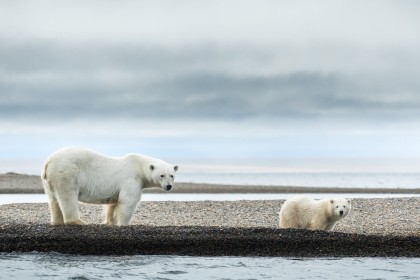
[330,198,351,218]
[149,164,178,191]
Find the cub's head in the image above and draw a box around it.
[149,164,178,191]
[330,198,351,218]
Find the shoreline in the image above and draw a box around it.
[0,173,418,257]
[0,198,419,257]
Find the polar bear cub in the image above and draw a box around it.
[41,147,178,226]
[279,195,351,231]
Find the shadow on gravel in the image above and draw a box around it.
[0,224,418,257]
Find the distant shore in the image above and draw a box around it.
[1,173,419,194]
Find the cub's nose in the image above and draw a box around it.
[339,210,344,215]
[165,185,172,191]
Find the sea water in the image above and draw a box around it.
[177,172,420,189]
[0,253,419,280]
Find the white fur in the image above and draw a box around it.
[41,147,178,226]
[279,195,351,231]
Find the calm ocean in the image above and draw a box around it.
[178,172,420,189]
[0,253,419,280]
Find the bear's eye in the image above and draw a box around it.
[343,206,346,208]
[160,174,165,178]
[336,206,339,208]
[170,175,174,178]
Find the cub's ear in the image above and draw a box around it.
[174,165,179,172]
[149,165,155,171]
[330,199,334,204]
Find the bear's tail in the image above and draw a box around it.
[41,162,53,192]
[41,162,48,180]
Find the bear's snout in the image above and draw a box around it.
[165,185,172,191]
[339,210,344,216]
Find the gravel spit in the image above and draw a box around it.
[0,198,418,257]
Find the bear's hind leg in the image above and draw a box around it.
[104,204,116,225]
[45,191,64,225]
[56,191,86,225]
[279,215,289,228]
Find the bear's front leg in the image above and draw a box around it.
[113,200,140,226]
[308,216,323,230]
[113,182,142,225]
[324,222,337,231]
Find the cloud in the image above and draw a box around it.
[1,45,420,124]
[3,42,420,110]
[1,1,420,47]
[1,1,420,160]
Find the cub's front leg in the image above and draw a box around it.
[308,215,325,230]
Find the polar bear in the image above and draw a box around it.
[41,147,178,226]
[279,195,351,231]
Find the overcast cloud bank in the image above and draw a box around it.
[1,0,420,160]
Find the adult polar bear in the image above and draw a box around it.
[279,195,351,231]
[41,147,178,226]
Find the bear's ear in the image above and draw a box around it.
[174,165,179,172]
[149,164,155,171]
[348,200,351,204]
[330,199,334,204]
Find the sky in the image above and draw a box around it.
[1,0,420,167]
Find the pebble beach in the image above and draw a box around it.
[0,173,419,257]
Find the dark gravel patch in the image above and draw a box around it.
[0,224,418,257]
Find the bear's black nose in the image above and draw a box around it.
[165,185,172,191]
[339,210,344,215]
